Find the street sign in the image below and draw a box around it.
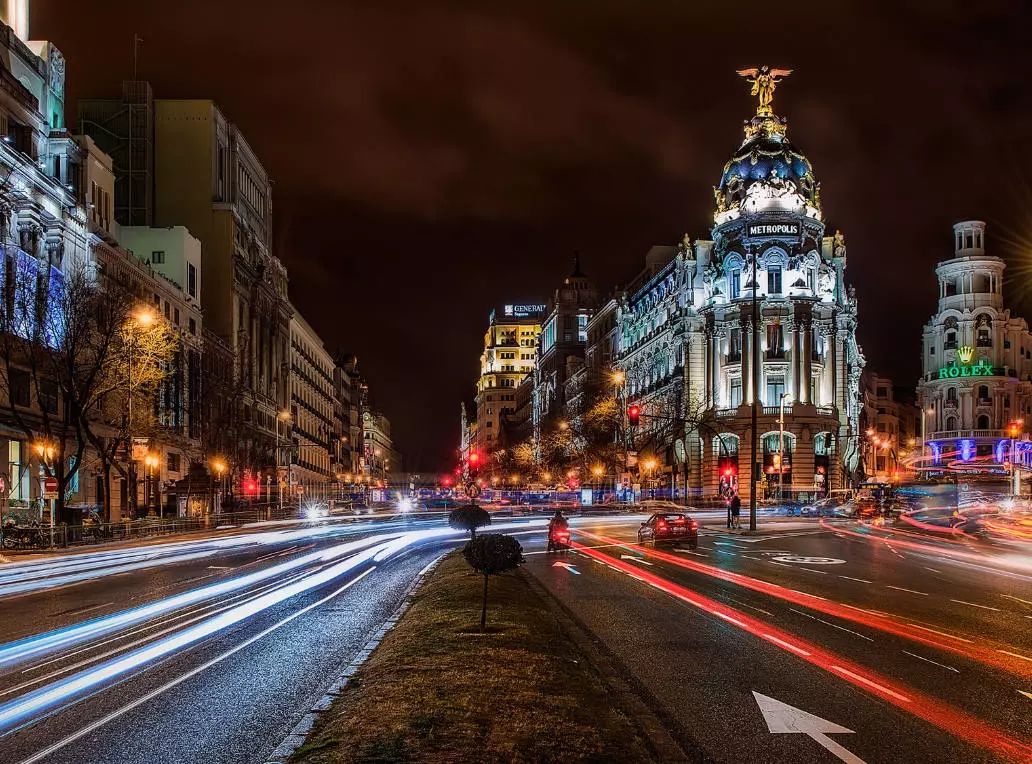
[620,472,632,488]
[42,477,58,500]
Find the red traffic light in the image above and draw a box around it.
[627,404,641,426]
[468,451,481,466]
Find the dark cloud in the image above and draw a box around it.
[34,0,1032,470]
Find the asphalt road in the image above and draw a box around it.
[0,515,478,764]
[525,513,1032,763]
[0,509,1028,763]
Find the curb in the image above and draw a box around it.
[263,552,446,764]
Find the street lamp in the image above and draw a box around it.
[33,440,57,542]
[211,457,227,515]
[920,406,935,473]
[125,307,156,518]
[143,452,161,517]
[642,457,658,499]
[591,464,604,502]
[777,392,791,506]
[276,410,291,515]
[1008,418,1024,496]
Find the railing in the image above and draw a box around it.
[762,405,793,416]
[928,429,1005,440]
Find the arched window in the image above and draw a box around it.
[945,416,958,431]
[946,387,958,402]
[976,414,990,430]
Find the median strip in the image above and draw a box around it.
[289,551,656,763]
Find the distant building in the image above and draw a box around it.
[474,301,544,452]
[289,310,335,501]
[532,257,599,441]
[363,409,401,481]
[916,221,1032,472]
[862,372,920,481]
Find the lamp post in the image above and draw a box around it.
[921,406,935,473]
[591,464,604,503]
[144,452,160,518]
[642,458,658,500]
[1008,418,1024,496]
[276,410,291,516]
[126,308,154,518]
[211,458,227,515]
[33,440,56,546]
[778,392,791,507]
[749,250,759,531]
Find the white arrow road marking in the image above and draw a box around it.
[772,555,847,565]
[552,561,580,575]
[1019,690,1032,701]
[752,691,866,764]
[620,555,654,566]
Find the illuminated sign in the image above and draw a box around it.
[503,304,546,318]
[937,356,1000,379]
[747,222,800,238]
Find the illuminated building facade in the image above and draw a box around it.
[475,302,544,451]
[916,221,1032,471]
[616,73,865,501]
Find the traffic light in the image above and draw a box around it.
[468,450,482,478]
[627,404,641,427]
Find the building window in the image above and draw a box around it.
[767,266,782,295]
[766,323,785,359]
[728,328,741,362]
[947,387,958,402]
[9,369,29,407]
[977,385,990,402]
[167,453,181,473]
[977,326,991,347]
[766,376,785,406]
[976,414,990,430]
[152,251,165,264]
[39,380,58,414]
[189,318,196,335]
[188,264,197,298]
[729,269,741,299]
[944,329,957,350]
[729,377,742,408]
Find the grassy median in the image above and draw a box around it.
[293,552,656,763]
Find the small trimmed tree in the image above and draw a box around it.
[463,533,524,631]
[448,504,491,541]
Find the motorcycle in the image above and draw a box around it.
[547,525,571,553]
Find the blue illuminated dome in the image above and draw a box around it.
[714,118,819,215]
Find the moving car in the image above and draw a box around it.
[638,512,698,549]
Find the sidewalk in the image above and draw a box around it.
[701,516,848,535]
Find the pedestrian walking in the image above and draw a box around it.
[730,493,742,530]
[726,494,733,529]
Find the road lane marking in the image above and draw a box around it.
[907,623,973,643]
[11,567,377,764]
[830,665,911,702]
[761,634,812,657]
[752,691,865,764]
[1001,594,1032,607]
[1020,690,1032,701]
[789,608,875,642]
[950,599,1001,612]
[619,555,654,566]
[768,560,826,574]
[838,576,873,584]
[902,650,959,673]
[923,567,942,574]
[552,561,580,575]
[50,602,113,618]
[998,649,1032,663]
[886,586,927,596]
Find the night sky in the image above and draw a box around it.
[35,1,1032,471]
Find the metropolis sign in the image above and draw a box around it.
[747,222,800,238]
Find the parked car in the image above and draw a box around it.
[637,512,698,549]
[800,495,849,517]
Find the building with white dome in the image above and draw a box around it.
[616,70,865,502]
[916,221,1032,472]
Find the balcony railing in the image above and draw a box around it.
[928,429,1004,440]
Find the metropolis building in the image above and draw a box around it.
[916,221,1032,471]
[618,70,865,501]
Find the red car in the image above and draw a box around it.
[638,512,698,549]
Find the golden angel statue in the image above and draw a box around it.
[736,66,793,115]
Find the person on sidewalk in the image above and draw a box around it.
[726,494,733,529]
[730,493,742,530]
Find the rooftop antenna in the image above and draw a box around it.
[132,34,143,80]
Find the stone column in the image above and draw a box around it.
[803,320,813,405]
[711,333,721,407]
[791,322,801,402]
[829,330,839,411]
[742,318,751,405]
